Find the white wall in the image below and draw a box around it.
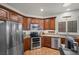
[55,10,79,35]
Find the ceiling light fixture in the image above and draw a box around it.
[63,3,71,7]
[40,9,44,12]
[66,8,71,11]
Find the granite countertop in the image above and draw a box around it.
[23,33,66,39]
[41,34,66,38]
[24,36,30,39]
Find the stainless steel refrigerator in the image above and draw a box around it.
[0,20,23,55]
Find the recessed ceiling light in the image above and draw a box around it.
[40,9,44,12]
[66,8,71,11]
[63,3,71,7]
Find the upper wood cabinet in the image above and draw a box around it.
[44,19,49,30]
[0,8,9,20]
[31,18,39,24]
[17,15,23,23]
[22,17,29,30]
[9,12,19,22]
[9,12,23,23]
[30,18,44,30]
[49,17,55,30]
[44,17,55,30]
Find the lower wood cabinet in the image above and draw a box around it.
[41,36,51,48]
[23,38,31,52]
[75,39,79,46]
[61,37,66,44]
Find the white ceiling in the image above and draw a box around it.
[1,3,79,18]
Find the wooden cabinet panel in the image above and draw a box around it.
[30,18,44,30]
[0,8,9,20]
[22,17,29,30]
[44,19,49,30]
[75,39,79,46]
[23,38,31,52]
[61,38,65,44]
[31,18,39,24]
[18,15,23,23]
[41,36,51,48]
[50,18,55,30]
[9,11,23,23]
[9,12,19,22]
[41,37,45,47]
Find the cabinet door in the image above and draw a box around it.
[44,19,49,30]
[0,8,9,20]
[58,22,66,32]
[18,15,23,23]
[23,38,31,51]
[41,37,45,47]
[9,12,19,22]
[42,36,51,48]
[75,39,79,46]
[61,38,66,44]
[50,18,55,30]
[22,17,29,30]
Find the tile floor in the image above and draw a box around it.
[24,47,60,55]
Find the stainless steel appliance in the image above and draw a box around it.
[30,32,41,49]
[51,37,61,49]
[0,20,23,55]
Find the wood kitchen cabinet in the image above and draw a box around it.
[75,38,79,46]
[0,6,24,22]
[23,38,31,52]
[0,8,9,20]
[44,19,50,30]
[9,11,23,23]
[9,12,19,22]
[44,17,55,30]
[22,17,29,30]
[31,18,39,24]
[49,17,55,30]
[30,18,44,30]
[17,15,23,23]
[61,37,66,44]
[41,36,51,48]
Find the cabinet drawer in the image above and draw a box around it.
[44,43,51,48]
